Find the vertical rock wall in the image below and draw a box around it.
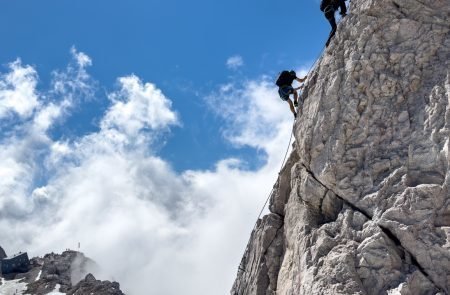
[232,0,449,294]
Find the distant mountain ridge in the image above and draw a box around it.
[0,248,125,295]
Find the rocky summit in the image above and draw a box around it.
[232,0,449,294]
[0,249,124,295]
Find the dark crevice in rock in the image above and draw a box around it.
[318,189,328,217]
[378,225,445,293]
[301,165,443,291]
[378,225,402,247]
[317,189,344,225]
[392,1,407,17]
[302,164,372,220]
[262,221,284,257]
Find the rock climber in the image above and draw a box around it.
[275,70,307,119]
[320,0,347,47]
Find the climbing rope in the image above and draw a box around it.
[254,128,294,223]
[252,45,325,227]
[236,2,352,275]
[237,48,326,277]
[236,127,294,275]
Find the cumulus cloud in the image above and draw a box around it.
[0,60,39,119]
[0,49,94,219]
[204,74,300,174]
[102,75,178,139]
[0,50,296,295]
[226,55,244,70]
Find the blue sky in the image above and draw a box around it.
[0,1,342,294]
[1,0,329,171]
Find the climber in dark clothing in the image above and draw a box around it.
[275,70,307,119]
[320,0,347,47]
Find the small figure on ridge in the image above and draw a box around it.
[320,0,347,47]
[275,70,307,119]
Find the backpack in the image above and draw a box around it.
[275,70,296,87]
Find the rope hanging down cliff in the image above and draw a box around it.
[237,0,353,273]
[252,0,352,224]
[254,45,325,224]
[237,45,326,275]
[238,1,351,271]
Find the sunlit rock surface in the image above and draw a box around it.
[232,0,449,294]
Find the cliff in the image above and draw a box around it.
[232,0,450,294]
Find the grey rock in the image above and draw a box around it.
[269,147,299,216]
[67,273,125,295]
[0,246,6,259]
[26,250,95,293]
[232,0,450,293]
[15,250,127,295]
[232,213,284,295]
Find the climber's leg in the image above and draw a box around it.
[279,86,297,118]
[287,99,297,119]
[324,7,337,47]
[293,90,299,107]
[338,0,347,16]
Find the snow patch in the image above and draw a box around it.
[0,277,28,295]
[387,283,404,294]
[46,283,66,294]
[35,269,42,281]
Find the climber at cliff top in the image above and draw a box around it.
[320,0,347,47]
[276,70,307,119]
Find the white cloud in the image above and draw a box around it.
[0,60,39,119]
[102,75,178,138]
[51,47,95,102]
[295,67,309,79]
[0,50,96,218]
[32,100,71,132]
[0,51,299,295]
[205,77,294,167]
[226,55,244,70]
[71,46,92,68]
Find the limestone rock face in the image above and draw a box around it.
[232,0,449,294]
